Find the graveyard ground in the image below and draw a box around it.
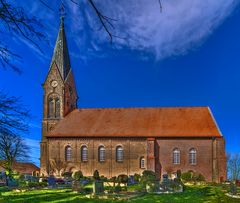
[0,184,240,203]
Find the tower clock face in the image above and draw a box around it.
[51,80,58,88]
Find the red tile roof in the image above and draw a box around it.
[47,107,222,138]
[0,161,39,175]
[12,162,39,175]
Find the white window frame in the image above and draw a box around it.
[99,146,105,162]
[140,157,145,169]
[65,146,72,161]
[173,148,180,164]
[189,148,197,165]
[116,146,123,162]
[81,146,88,162]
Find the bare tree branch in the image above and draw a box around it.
[69,0,81,6]
[0,129,30,184]
[158,0,163,12]
[39,0,163,44]
[0,91,30,134]
[227,153,240,181]
[1,0,163,72]
[87,0,117,43]
[0,91,30,184]
[0,0,45,51]
[0,0,46,72]
[0,45,21,73]
[39,0,55,11]
[49,158,67,177]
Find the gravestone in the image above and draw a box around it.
[160,174,169,192]
[48,176,56,187]
[93,180,104,194]
[128,175,137,185]
[162,174,168,183]
[159,174,183,193]
[0,172,6,186]
[72,180,83,193]
[7,178,18,187]
[230,182,237,195]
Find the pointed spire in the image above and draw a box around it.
[50,2,71,80]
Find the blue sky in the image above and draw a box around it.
[0,1,240,166]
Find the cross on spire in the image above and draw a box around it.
[59,0,66,19]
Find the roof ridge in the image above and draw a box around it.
[75,106,210,110]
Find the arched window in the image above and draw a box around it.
[65,146,72,161]
[48,98,54,118]
[140,157,145,169]
[98,146,105,162]
[81,146,88,162]
[173,148,180,164]
[55,98,60,118]
[189,148,197,165]
[116,146,123,162]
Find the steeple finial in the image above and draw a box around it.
[59,0,66,23]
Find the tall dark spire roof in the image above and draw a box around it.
[51,16,71,80]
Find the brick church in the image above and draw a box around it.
[40,17,226,182]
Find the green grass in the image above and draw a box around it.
[83,183,93,189]
[0,185,239,203]
[127,184,142,192]
[130,185,240,203]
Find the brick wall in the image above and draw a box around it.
[41,136,226,182]
[155,138,226,182]
[47,137,147,178]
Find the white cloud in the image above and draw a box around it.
[68,0,239,60]
[10,1,239,62]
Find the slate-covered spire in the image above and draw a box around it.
[51,15,71,80]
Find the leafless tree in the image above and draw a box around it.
[227,153,240,181]
[0,91,30,183]
[0,131,30,183]
[49,158,67,177]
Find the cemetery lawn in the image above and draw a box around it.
[0,185,240,203]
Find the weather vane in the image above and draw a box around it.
[59,0,66,18]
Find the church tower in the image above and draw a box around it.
[40,16,77,176]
